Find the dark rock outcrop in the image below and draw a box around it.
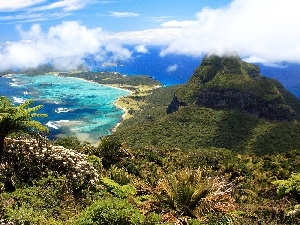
[194,88,295,121]
[166,94,186,114]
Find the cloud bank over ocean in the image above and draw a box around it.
[0,21,131,71]
[0,0,300,71]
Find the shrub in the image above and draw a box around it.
[1,138,99,194]
[155,168,235,218]
[98,136,130,169]
[108,166,131,185]
[273,173,300,202]
[100,178,136,199]
[0,174,72,224]
[74,197,146,225]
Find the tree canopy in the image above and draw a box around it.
[0,96,48,159]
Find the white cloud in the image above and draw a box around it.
[166,64,178,73]
[108,11,140,18]
[134,45,149,54]
[161,0,300,64]
[33,0,93,12]
[0,0,92,12]
[107,28,181,45]
[161,20,196,28]
[0,21,132,70]
[147,16,172,23]
[0,12,68,23]
[0,0,45,11]
[0,0,94,23]
[3,0,300,69]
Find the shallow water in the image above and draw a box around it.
[0,74,130,145]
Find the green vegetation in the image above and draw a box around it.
[273,173,300,201]
[1,55,300,224]
[0,96,48,159]
[59,71,161,87]
[115,86,300,154]
[175,54,295,121]
[74,197,147,225]
[1,122,300,224]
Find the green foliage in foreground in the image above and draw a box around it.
[273,173,300,202]
[1,175,73,224]
[0,96,48,158]
[1,134,300,224]
[74,197,147,225]
[100,177,136,199]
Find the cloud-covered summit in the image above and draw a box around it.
[161,0,300,65]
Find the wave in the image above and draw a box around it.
[46,121,61,130]
[56,120,71,124]
[9,82,21,87]
[55,107,71,113]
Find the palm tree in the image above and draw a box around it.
[0,96,48,159]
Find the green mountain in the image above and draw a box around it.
[115,54,300,154]
[167,54,297,121]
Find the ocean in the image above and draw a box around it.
[0,74,130,144]
[87,46,202,86]
[1,46,300,144]
[88,46,300,97]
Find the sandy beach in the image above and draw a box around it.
[111,84,161,132]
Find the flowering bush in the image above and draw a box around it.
[1,138,99,193]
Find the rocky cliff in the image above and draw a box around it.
[167,54,296,121]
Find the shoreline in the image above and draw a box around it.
[112,104,128,132]
[111,84,161,132]
[55,73,161,133]
[58,76,134,133]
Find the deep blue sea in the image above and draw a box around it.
[88,47,300,97]
[1,46,300,144]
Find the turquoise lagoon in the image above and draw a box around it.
[0,74,131,144]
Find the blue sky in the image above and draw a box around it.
[0,0,300,70]
[0,0,230,41]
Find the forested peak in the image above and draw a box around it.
[190,53,261,85]
[200,52,240,67]
[169,53,299,121]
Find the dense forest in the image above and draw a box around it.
[0,56,300,224]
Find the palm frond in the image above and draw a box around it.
[155,168,236,219]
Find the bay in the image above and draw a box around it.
[0,74,131,145]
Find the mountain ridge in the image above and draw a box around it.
[167,54,297,121]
